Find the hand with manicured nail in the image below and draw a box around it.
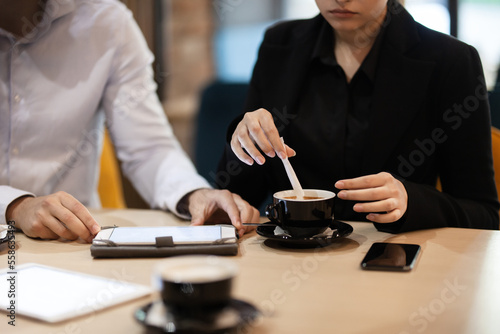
[231,108,296,166]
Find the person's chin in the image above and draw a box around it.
[322,16,359,32]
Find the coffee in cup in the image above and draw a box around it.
[265,189,336,238]
[153,255,238,316]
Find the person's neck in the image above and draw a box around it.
[0,0,47,38]
[334,31,378,74]
[335,30,378,52]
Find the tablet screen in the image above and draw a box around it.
[95,225,236,246]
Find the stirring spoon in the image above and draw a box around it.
[279,137,304,199]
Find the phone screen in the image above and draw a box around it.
[361,242,421,271]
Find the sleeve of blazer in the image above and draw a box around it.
[376,44,499,233]
[215,28,277,208]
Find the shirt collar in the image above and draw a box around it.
[311,14,388,82]
[0,0,76,43]
[362,23,386,82]
[45,0,77,21]
[311,20,335,66]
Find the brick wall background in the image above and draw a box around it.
[163,0,215,159]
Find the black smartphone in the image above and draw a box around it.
[361,242,421,272]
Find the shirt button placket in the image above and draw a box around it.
[10,43,22,171]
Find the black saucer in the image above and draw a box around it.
[135,299,260,334]
[256,220,353,247]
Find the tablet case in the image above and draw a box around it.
[90,232,239,258]
[90,243,238,258]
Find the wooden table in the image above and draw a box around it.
[1,208,500,334]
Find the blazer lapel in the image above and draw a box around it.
[361,7,436,174]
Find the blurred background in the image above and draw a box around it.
[119,0,500,208]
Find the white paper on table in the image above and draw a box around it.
[0,263,152,323]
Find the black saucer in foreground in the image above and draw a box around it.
[135,299,260,334]
[256,220,353,247]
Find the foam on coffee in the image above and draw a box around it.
[156,256,238,284]
[284,196,323,200]
[275,189,336,201]
[160,263,234,283]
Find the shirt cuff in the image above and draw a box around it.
[154,175,212,220]
[0,186,34,225]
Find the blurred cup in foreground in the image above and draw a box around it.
[153,255,238,316]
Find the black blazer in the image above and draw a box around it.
[218,1,499,232]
